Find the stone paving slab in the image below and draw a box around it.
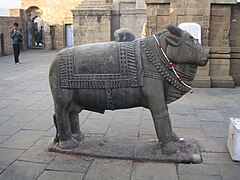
[0,105,28,117]
[8,110,44,122]
[0,116,10,124]
[178,174,222,180]
[132,163,178,180]
[0,130,45,149]
[217,164,240,180]
[0,50,240,179]
[106,124,140,137]
[18,145,56,164]
[81,118,111,134]
[46,154,93,173]
[0,121,27,136]
[0,161,47,180]
[84,159,133,180]
[202,152,239,165]
[0,148,24,171]
[178,164,220,176]
[37,171,85,180]
[0,136,9,144]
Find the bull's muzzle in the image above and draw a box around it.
[199,47,210,66]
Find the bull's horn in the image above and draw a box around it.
[166,25,183,37]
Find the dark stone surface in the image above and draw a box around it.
[49,137,201,163]
[49,25,209,154]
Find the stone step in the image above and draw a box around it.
[75,3,112,10]
[74,0,112,11]
[80,0,109,4]
[78,0,111,5]
[75,5,112,10]
[78,3,111,6]
[76,0,111,8]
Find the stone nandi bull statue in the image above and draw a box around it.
[49,25,209,154]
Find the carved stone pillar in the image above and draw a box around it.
[230,4,240,86]
[209,4,234,87]
[230,48,240,86]
[209,48,234,87]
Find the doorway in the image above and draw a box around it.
[0,33,4,55]
[65,24,74,47]
[26,6,44,49]
[33,16,44,48]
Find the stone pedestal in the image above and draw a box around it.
[230,48,240,86]
[49,137,202,163]
[229,4,240,86]
[72,0,112,45]
[192,63,211,88]
[209,47,234,87]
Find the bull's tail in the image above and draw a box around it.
[53,114,59,144]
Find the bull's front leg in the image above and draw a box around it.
[143,79,180,155]
[148,99,180,154]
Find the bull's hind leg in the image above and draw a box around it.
[54,105,78,149]
[53,114,59,143]
[69,111,84,141]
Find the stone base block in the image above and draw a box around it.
[49,137,202,164]
[210,76,234,88]
[192,76,211,88]
[232,75,240,86]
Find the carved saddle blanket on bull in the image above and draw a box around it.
[59,34,195,104]
[60,41,143,89]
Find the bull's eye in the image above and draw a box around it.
[190,36,198,45]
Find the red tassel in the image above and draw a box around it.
[190,87,193,94]
[177,77,182,82]
[158,44,163,48]
[169,61,173,67]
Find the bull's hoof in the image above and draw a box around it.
[72,132,84,141]
[59,139,78,149]
[162,142,177,155]
[171,131,180,142]
[53,137,59,144]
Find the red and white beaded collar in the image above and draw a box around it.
[153,34,193,93]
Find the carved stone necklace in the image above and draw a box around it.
[140,36,193,93]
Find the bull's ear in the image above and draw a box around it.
[166,25,183,37]
[165,36,182,47]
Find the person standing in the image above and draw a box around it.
[39,26,43,46]
[10,22,22,64]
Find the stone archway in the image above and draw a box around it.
[25,6,44,48]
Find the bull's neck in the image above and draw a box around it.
[140,36,196,93]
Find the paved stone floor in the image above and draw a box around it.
[0,50,240,180]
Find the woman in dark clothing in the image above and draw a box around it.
[10,22,22,64]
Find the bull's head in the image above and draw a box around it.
[155,25,209,66]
